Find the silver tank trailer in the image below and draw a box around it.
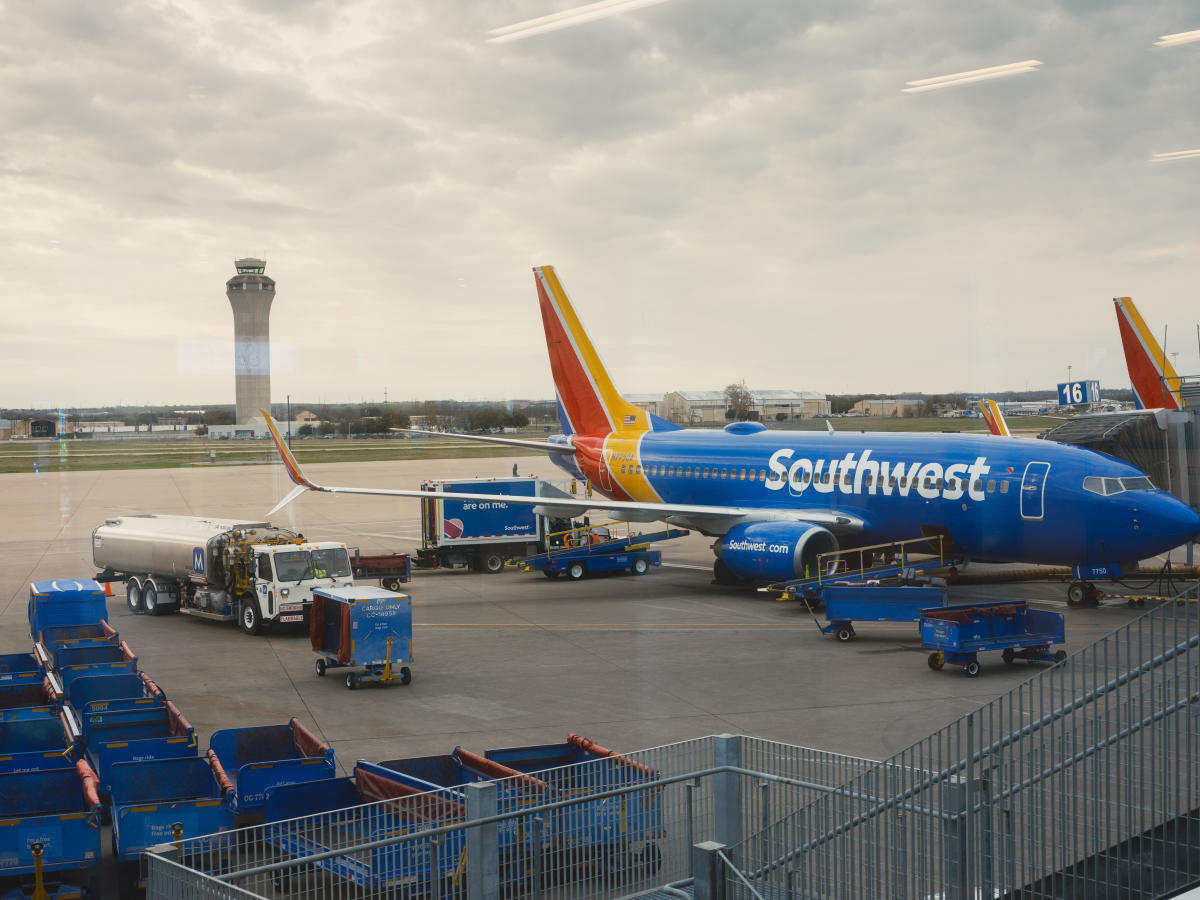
[92,515,275,585]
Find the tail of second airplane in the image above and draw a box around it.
[1114,297,1183,410]
[978,399,1012,436]
[535,266,675,436]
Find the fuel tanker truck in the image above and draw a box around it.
[92,515,354,635]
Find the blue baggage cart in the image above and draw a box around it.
[0,761,101,897]
[207,718,335,816]
[310,586,413,689]
[483,733,664,875]
[110,755,234,893]
[33,623,119,666]
[0,653,43,687]
[0,710,81,774]
[0,682,61,723]
[810,584,948,642]
[84,699,197,800]
[54,645,138,695]
[66,671,163,718]
[921,600,1066,677]
[27,581,108,645]
[263,761,467,895]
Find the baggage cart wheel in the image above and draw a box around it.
[1054,650,1067,663]
[126,578,144,614]
[836,626,854,642]
[346,672,358,690]
[543,570,560,579]
[639,842,663,875]
[632,557,650,575]
[1001,648,1015,665]
[240,598,262,635]
[382,577,400,591]
[927,652,944,671]
[315,658,326,677]
[399,666,412,685]
[568,562,586,580]
[964,660,981,677]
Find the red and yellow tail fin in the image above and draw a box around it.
[1114,298,1183,410]
[978,399,1011,437]
[534,266,649,436]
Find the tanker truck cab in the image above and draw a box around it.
[240,542,353,635]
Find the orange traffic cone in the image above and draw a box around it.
[103,581,113,598]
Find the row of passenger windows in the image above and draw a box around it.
[615,461,1012,494]
[1082,475,1155,496]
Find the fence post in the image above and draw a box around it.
[713,734,743,848]
[692,841,727,900]
[942,775,968,900]
[466,781,499,900]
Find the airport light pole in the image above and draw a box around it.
[286,394,291,449]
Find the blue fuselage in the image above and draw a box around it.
[553,427,1200,567]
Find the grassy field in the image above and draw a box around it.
[0,417,1053,475]
[0,438,529,475]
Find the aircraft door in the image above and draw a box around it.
[1020,462,1050,520]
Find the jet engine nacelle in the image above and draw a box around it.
[718,521,839,582]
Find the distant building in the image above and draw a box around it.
[294,409,320,424]
[661,390,830,424]
[624,394,665,418]
[851,398,922,417]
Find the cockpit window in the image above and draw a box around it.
[1083,475,1155,496]
[1121,476,1155,491]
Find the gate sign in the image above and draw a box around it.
[192,546,205,575]
[1057,380,1100,406]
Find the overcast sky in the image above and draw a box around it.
[2,0,1198,409]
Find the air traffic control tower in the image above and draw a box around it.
[226,258,275,424]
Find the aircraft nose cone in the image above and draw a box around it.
[1154,497,1200,546]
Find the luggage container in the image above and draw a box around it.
[483,733,665,875]
[0,653,43,687]
[262,761,467,895]
[350,549,412,591]
[207,718,335,817]
[27,581,108,645]
[53,644,138,695]
[0,710,81,774]
[83,699,196,800]
[310,586,413,690]
[0,761,101,897]
[921,600,1067,676]
[808,583,948,642]
[0,681,61,723]
[110,755,234,893]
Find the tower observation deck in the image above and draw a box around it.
[225,258,276,425]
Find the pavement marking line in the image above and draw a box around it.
[662,563,713,571]
[359,532,422,540]
[417,622,811,628]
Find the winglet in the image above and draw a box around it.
[978,399,1011,437]
[825,419,835,434]
[260,410,315,488]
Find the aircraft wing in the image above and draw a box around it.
[391,427,575,453]
[261,412,864,531]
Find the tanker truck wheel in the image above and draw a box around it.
[143,582,160,616]
[240,598,263,635]
[126,578,144,614]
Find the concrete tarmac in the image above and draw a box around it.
[0,453,1162,769]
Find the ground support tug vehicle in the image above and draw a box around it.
[91,515,355,635]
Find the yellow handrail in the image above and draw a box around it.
[813,534,945,588]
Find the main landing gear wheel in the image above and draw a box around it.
[346,673,358,690]
[836,626,855,642]
[240,599,262,636]
[928,652,944,671]
[399,666,412,685]
[126,579,144,614]
[632,557,650,575]
[964,660,981,677]
[315,658,327,677]
[568,562,586,581]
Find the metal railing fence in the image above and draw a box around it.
[727,597,1200,900]
[146,736,875,899]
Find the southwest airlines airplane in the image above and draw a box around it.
[262,268,1200,584]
